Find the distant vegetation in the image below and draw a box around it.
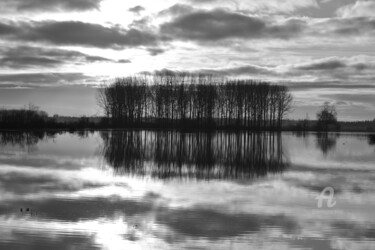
[293,103,375,132]
[0,104,48,128]
[0,104,48,129]
[316,102,340,131]
[97,72,293,130]
[0,104,97,130]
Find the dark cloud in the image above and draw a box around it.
[332,17,375,35]
[290,58,374,82]
[140,65,275,77]
[118,59,132,63]
[147,48,166,56]
[128,5,145,14]
[309,17,375,37]
[0,46,115,68]
[0,57,61,68]
[198,65,276,76]
[0,72,94,86]
[160,9,305,42]
[0,22,18,34]
[0,20,158,49]
[353,62,369,71]
[297,59,347,70]
[287,81,375,90]
[0,0,102,12]
[84,55,112,62]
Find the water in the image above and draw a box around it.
[0,130,374,250]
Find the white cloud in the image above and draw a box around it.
[337,0,375,17]
[187,0,319,13]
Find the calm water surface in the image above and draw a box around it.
[0,131,374,250]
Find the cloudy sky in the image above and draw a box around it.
[0,0,374,120]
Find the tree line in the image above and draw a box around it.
[97,72,293,130]
[0,104,48,129]
[0,105,97,130]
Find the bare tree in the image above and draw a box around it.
[96,73,293,130]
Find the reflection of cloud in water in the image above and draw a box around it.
[0,131,375,249]
[332,221,375,240]
[156,208,299,240]
[287,132,375,171]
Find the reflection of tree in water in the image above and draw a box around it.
[315,133,339,156]
[100,131,290,179]
[368,134,375,146]
[0,131,58,152]
[0,131,90,152]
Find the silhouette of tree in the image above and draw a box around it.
[97,73,293,131]
[316,102,339,132]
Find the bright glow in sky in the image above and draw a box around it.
[0,0,374,120]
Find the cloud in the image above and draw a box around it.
[286,57,375,87]
[323,93,375,107]
[186,0,319,13]
[0,73,94,86]
[160,9,305,42]
[0,171,105,196]
[128,5,145,14]
[0,20,159,49]
[0,57,61,68]
[330,17,375,35]
[158,4,195,16]
[0,46,116,68]
[0,22,18,35]
[141,64,276,77]
[198,65,276,76]
[337,0,375,18]
[296,58,347,70]
[0,0,102,12]
[147,48,166,56]
[156,208,299,240]
[128,17,152,30]
[118,59,132,63]
[292,57,374,72]
[287,81,375,90]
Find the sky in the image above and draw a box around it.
[0,0,374,120]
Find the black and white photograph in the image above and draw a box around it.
[0,0,375,249]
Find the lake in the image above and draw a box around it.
[0,130,374,250]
